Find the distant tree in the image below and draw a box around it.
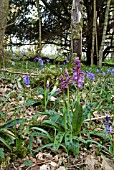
[90,0,96,66]
[98,0,111,67]
[5,0,114,65]
[71,0,82,60]
[0,0,9,60]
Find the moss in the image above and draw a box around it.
[71,20,83,40]
[72,53,77,58]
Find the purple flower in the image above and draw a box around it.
[58,57,84,92]
[13,86,18,90]
[46,59,50,62]
[21,50,25,55]
[12,53,15,57]
[72,58,84,88]
[12,62,15,66]
[106,115,109,122]
[86,72,95,80]
[112,68,114,73]
[74,57,80,65]
[23,74,30,85]
[34,57,39,62]
[102,72,106,76]
[46,80,50,88]
[39,58,44,65]
[4,67,7,70]
[103,116,112,133]
[96,69,99,73]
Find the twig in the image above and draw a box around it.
[0,69,52,77]
[84,115,114,122]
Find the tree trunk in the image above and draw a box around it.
[98,0,111,67]
[111,3,114,62]
[0,0,9,60]
[71,0,82,60]
[91,0,96,66]
[36,0,42,55]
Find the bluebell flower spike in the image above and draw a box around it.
[23,74,30,85]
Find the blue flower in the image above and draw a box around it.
[107,69,111,74]
[12,53,15,57]
[102,72,106,76]
[46,59,50,63]
[34,57,39,62]
[103,116,112,133]
[21,50,25,55]
[112,68,114,73]
[39,58,44,66]
[12,62,15,66]
[96,69,99,73]
[23,74,30,85]
[86,72,95,80]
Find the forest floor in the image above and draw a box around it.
[0,62,114,170]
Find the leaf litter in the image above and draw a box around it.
[0,74,114,170]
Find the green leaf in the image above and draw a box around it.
[0,148,5,159]
[71,141,80,157]
[0,137,12,150]
[0,118,26,129]
[42,120,62,131]
[29,128,54,154]
[34,143,54,153]
[72,101,83,134]
[65,131,80,156]
[0,112,5,121]
[24,159,33,167]
[37,87,44,95]
[25,99,38,107]
[54,132,65,152]
[65,131,73,151]
[30,127,53,141]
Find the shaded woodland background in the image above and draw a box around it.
[0,0,114,65]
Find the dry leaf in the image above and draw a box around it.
[85,155,98,170]
[40,164,50,170]
[56,166,66,170]
[82,92,86,100]
[49,161,57,167]
[101,156,114,170]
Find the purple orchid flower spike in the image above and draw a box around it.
[23,74,30,85]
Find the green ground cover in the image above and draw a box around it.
[0,52,114,169]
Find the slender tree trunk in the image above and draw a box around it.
[91,0,96,66]
[36,0,42,55]
[71,0,82,60]
[98,0,111,67]
[112,4,114,62]
[0,0,9,61]
[96,12,99,64]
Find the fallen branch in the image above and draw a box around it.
[84,115,114,122]
[0,69,52,77]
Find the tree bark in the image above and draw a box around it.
[0,0,9,60]
[71,0,82,60]
[36,0,42,54]
[91,0,96,66]
[111,3,114,62]
[98,0,111,67]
